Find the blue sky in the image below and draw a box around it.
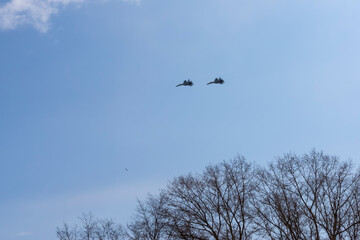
[1,0,360,239]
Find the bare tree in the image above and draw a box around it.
[126,193,169,240]
[57,213,125,240]
[57,223,80,240]
[95,219,125,240]
[344,182,360,240]
[254,155,309,240]
[57,151,360,240]
[316,158,360,240]
[164,156,256,240]
[254,151,360,240]
[79,213,98,240]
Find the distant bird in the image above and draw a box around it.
[125,168,128,172]
[207,77,224,85]
[176,79,193,87]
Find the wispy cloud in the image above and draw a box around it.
[15,232,34,237]
[122,0,140,5]
[38,179,165,209]
[0,178,164,239]
[0,0,139,32]
[0,0,82,32]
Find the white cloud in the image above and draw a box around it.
[0,0,139,32]
[0,0,82,32]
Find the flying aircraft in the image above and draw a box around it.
[176,79,193,87]
[207,77,224,85]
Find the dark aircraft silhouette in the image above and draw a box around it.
[176,79,193,87]
[207,77,224,85]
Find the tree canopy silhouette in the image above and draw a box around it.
[57,151,360,240]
